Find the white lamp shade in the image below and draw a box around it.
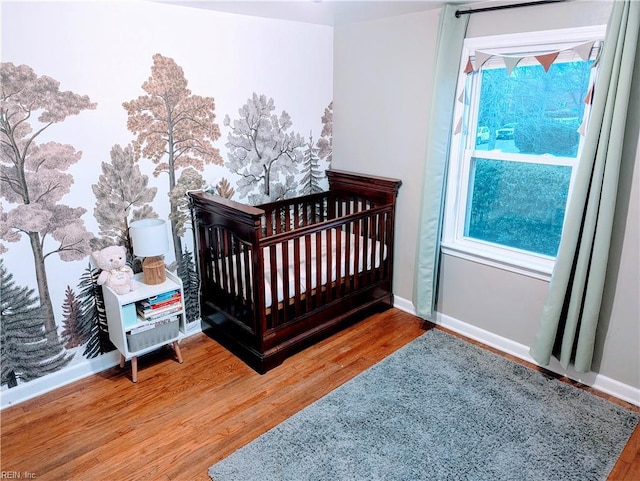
[130,219,169,257]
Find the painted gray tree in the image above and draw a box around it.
[316,101,333,166]
[91,143,158,252]
[224,93,305,204]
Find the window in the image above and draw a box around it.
[442,26,606,279]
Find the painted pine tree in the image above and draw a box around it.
[301,133,323,195]
[177,249,200,324]
[214,178,235,199]
[76,264,111,359]
[0,261,71,388]
[60,286,83,349]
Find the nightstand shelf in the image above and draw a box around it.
[103,270,186,382]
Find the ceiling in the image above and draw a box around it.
[155,1,472,26]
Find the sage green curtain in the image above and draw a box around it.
[414,5,469,319]
[530,0,640,372]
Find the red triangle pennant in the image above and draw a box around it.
[464,57,474,74]
[584,83,594,105]
[535,52,560,72]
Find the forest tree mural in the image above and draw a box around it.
[0,63,96,337]
[92,144,159,252]
[0,44,332,392]
[225,93,306,204]
[0,63,98,387]
[0,260,71,388]
[122,53,224,265]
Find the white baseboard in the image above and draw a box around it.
[1,323,203,410]
[4,305,636,410]
[393,296,640,407]
[1,351,121,410]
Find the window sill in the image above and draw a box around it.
[440,242,553,282]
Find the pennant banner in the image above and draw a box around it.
[503,56,522,76]
[474,51,493,70]
[584,83,594,105]
[469,40,598,74]
[577,119,588,136]
[454,117,463,135]
[574,41,596,61]
[464,57,474,74]
[535,52,560,72]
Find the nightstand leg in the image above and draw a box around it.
[131,356,138,383]
[119,354,125,369]
[172,341,184,364]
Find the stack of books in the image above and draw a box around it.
[136,289,182,321]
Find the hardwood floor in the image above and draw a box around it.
[1,309,638,481]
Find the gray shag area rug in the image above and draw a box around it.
[209,329,639,481]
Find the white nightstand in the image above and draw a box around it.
[102,270,186,382]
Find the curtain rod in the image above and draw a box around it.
[455,0,565,18]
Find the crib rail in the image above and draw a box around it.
[259,203,393,331]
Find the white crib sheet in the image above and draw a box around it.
[214,228,386,309]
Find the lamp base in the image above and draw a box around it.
[142,256,166,285]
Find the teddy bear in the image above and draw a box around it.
[91,245,136,295]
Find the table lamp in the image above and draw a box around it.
[129,219,169,285]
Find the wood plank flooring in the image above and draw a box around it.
[1,309,638,481]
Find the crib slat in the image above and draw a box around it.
[281,239,290,325]
[326,228,334,303]
[368,214,376,284]
[335,227,343,297]
[382,212,393,279]
[238,240,246,301]
[304,234,312,311]
[376,213,384,282]
[242,244,252,306]
[228,231,239,300]
[209,227,220,291]
[362,215,370,279]
[269,244,278,327]
[315,229,322,306]
[220,229,230,295]
[345,222,353,294]
[294,203,301,230]
[265,210,273,236]
[293,234,302,316]
[353,219,361,291]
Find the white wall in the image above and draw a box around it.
[333,0,639,394]
[333,9,439,301]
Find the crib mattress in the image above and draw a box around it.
[214,228,386,308]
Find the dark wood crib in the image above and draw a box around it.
[188,170,402,373]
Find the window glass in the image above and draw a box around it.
[465,158,572,257]
[474,61,593,156]
[442,27,606,277]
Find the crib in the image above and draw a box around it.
[188,170,402,373]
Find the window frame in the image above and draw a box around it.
[441,25,606,281]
